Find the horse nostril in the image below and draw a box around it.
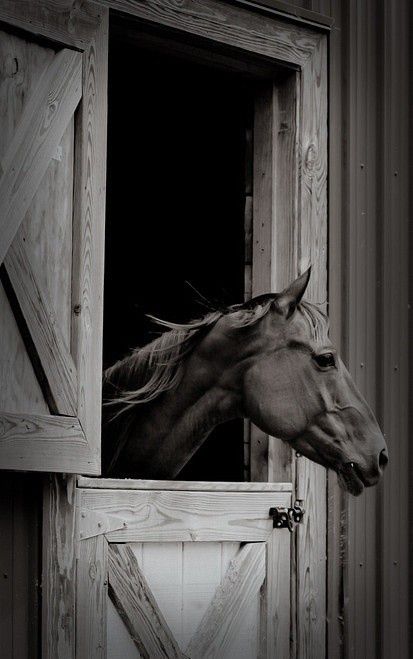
[379,448,389,471]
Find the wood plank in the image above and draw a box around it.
[0,0,103,50]
[295,33,328,659]
[0,281,49,415]
[186,543,265,657]
[0,411,99,473]
[260,530,291,658]
[0,47,82,266]
[108,543,184,659]
[250,83,274,482]
[77,476,292,492]
[76,535,108,659]
[3,231,78,415]
[0,473,13,658]
[42,475,77,659]
[0,30,57,418]
[71,9,108,472]
[99,0,320,67]
[20,117,75,348]
[79,489,289,543]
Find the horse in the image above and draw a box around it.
[102,268,388,495]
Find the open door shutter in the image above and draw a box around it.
[0,3,108,474]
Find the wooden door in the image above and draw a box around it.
[0,3,108,473]
[76,478,292,659]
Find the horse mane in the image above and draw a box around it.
[103,297,329,417]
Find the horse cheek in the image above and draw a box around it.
[243,359,308,440]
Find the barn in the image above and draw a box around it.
[0,1,410,657]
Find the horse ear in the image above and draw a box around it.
[275,267,311,318]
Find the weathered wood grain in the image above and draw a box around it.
[77,476,292,492]
[20,118,75,348]
[71,8,108,474]
[250,83,275,482]
[261,530,291,658]
[99,0,320,67]
[108,543,183,659]
[42,475,77,659]
[76,535,108,659]
[0,47,82,266]
[295,34,328,659]
[186,543,265,657]
[4,231,78,415]
[79,489,288,543]
[0,412,98,473]
[0,30,56,417]
[0,0,103,50]
[0,281,49,415]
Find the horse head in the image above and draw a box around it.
[241,269,388,495]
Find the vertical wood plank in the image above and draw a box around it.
[295,32,328,659]
[268,71,301,485]
[77,535,108,659]
[42,475,77,659]
[261,530,291,659]
[72,8,109,472]
[0,473,13,658]
[250,83,275,482]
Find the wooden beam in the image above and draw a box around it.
[0,48,82,266]
[42,475,77,659]
[108,543,184,659]
[77,477,292,492]
[250,83,275,482]
[79,489,288,543]
[0,412,99,473]
[3,231,77,416]
[0,0,103,50]
[71,9,108,470]
[97,0,319,67]
[186,543,265,657]
[76,535,108,659]
[295,34,328,659]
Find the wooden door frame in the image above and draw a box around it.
[98,4,328,655]
[3,1,326,656]
[75,477,292,658]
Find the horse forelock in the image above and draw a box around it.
[103,297,329,414]
[298,301,330,344]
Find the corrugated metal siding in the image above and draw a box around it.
[253,0,410,656]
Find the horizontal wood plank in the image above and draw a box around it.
[77,477,292,492]
[79,489,290,542]
[99,0,320,67]
[0,412,99,473]
[108,543,184,659]
[0,47,82,266]
[186,542,265,657]
[3,231,77,415]
[0,0,102,50]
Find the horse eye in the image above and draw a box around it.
[314,352,336,369]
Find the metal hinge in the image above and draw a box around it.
[269,499,305,532]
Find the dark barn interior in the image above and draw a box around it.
[103,27,256,480]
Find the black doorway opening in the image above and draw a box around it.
[104,27,255,481]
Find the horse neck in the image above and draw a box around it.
[103,345,242,479]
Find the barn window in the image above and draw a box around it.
[103,16,287,482]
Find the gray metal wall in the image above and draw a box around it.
[263,0,411,657]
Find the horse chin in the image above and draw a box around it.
[336,464,365,496]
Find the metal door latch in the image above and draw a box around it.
[269,500,305,532]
